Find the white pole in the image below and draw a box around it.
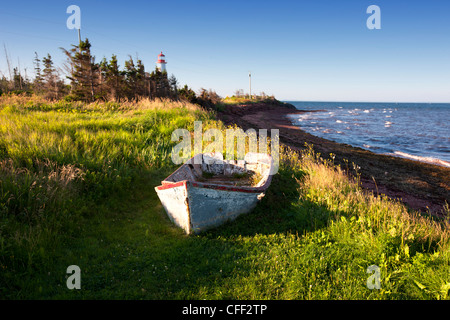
[249,72,251,99]
[78,28,81,53]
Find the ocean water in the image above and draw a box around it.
[286,101,450,167]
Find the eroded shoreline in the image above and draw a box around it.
[216,102,450,216]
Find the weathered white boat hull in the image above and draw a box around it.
[155,180,264,234]
[155,153,273,234]
[155,181,191,234]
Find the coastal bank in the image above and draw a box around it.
[216,100,450,216]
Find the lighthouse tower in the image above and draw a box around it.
[156,51,167,73]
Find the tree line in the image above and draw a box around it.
[0,38,221,108]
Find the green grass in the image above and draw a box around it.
[222,95,281,106]
[1,95,449,299]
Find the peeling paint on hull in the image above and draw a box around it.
[187,183,262,233]
[155,153,273,234]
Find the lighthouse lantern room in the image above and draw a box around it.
[156,52,167,73]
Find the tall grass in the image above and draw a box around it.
[0,96,216,294]
[298,144,449,247]
[1,95,449,300]
[207,145,450,299]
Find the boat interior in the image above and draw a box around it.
[163,153,273,188]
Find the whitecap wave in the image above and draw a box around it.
[388,151,450,168]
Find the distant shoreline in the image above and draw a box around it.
[283,100,450,105]
[284,107,450,169]
[217,101,450,216]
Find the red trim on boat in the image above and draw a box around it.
[155,181,186,190]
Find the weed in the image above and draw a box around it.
[1,95,449,300]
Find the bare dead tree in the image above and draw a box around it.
[3,43,12,87]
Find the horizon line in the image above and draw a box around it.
[281,99,450,104]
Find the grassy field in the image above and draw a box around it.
[1,95,449,299]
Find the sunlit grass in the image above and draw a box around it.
[0,96,213,295]
[1,95,449,300]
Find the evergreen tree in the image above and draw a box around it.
[121,57,149,99]
[61,39,99,101]
[0,75,8,95]
[135,58,147,97]
[12,68,24,91]
[42,54,58,99]
[168,74,178,99]
[124,55,139,99]
[100,54,124,101]
[57,39,184,102]
[33,52,43,93]
[150,68,170,98]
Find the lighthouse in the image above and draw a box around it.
[156,51,167,73]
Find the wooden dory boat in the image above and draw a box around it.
[155,152,274,234]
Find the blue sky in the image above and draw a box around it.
[1,0,450,102]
